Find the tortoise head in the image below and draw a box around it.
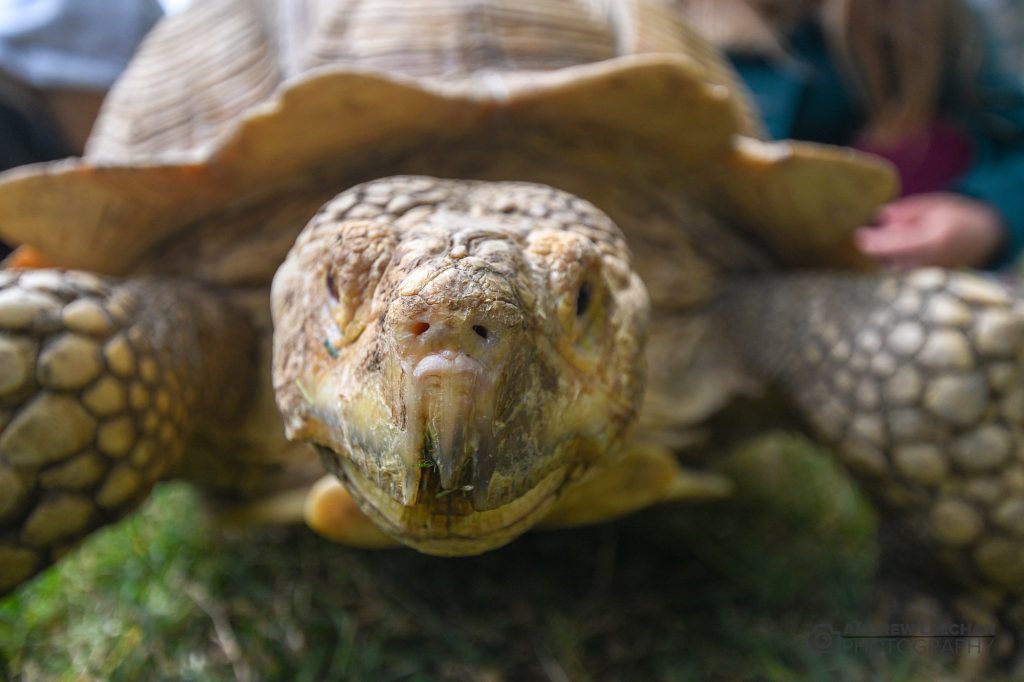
[271,177,649,555]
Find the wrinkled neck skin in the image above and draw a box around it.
[272,177,648,555]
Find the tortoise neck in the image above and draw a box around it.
[119,278,259,431]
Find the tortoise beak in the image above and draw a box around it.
[405,350,496,498]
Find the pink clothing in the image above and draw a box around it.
[855,119,975,196]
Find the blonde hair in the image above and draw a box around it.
[674,0,984,142]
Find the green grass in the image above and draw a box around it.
[0,433,993,680]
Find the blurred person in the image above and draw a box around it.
[0,0,163,255]
[676,0,1024,270]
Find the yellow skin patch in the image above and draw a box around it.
[305,476,398,549]
[272,176,650,555]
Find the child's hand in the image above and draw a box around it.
[855,193,1005,268]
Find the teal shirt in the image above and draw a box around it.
[729,20,1024,268]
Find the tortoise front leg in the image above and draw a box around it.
[539,441,733,530]
[0,270,255,594]
[719,269,1024,608]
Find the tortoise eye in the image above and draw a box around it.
[576,282,591,317]
[325,269,339,302]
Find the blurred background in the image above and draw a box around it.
[977,0,1024,78]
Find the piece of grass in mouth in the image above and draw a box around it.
[419,424,475,497]
[436,485,475,498]
[295,379,315,405]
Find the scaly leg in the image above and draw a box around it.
[719,269,1024,608]
[0,269,254,594]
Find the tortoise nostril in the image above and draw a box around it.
[472,325,489,340]
[411,321,430,336]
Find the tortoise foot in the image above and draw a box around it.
[305,475,401,548]
[721,269,1024,614]
[0,269,253,594]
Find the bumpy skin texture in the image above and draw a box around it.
[720,270,1024,608]
[0,270,255,594]
[272,176,649,555]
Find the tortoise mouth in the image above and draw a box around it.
[334,452,573,556]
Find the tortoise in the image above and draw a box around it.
[0,0,1023,625]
